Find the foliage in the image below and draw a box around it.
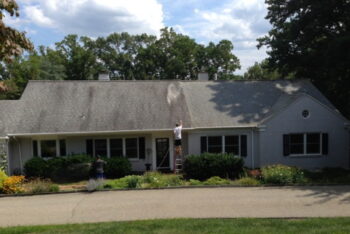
[2,175,24,193]
[0,169,8,191]
[24,157,48,178]
[303,167,350,184]
[23,178,59,194]
[104,172,184,189]
[203,176,231,185]
[0,0,33,62]
[0,153,7,171]
[104,157,132,179]
[24,155,93,182]
[187,179,202,186]
[258,0,350,117]
[243,60,295,80]
[261,164,305,185]
[247,169,262,180]
[233,177,261,186]
[183,153,244,180]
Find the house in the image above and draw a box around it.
[0,79,349,174]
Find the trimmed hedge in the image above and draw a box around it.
[183,153,244,180]
[104,157,132,179]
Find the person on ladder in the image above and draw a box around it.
[173,120,183,173]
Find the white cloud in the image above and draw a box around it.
[169,0,271,73]
[19,0,164,37]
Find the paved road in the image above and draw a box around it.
[0,186,350,227]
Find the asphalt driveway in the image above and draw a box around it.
[0,186,350,227]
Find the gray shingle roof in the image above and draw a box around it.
[0,80,339,137]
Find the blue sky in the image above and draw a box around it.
[5,0,271,74]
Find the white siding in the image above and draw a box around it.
[259,96,349,169]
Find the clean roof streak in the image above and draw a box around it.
[0,80,336,136]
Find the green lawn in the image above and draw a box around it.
[1,218,350,234]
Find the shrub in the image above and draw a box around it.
[2,176,25,194]
[187,179,202,186]
[203,176,231,185]
[24,157,48,178]
[247,169,262,180]
[0,169,8,191]
[50,163,91,182]
[24,178,59,194]
[140,172,183,188]
[183,153,244,180]
[105,157,131,179]
[233,177,261,186]
[261,164,305,185]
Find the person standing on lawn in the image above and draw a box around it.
[93,155,106,179]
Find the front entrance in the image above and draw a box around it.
[156,138,170,170]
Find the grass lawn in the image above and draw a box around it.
[1,218,350,234]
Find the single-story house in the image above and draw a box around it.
[0,79,349,174]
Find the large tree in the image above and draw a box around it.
[0,0,33,62]
[258,0,350,116]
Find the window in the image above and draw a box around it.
[302,110,310,118]
[208,136,222,153]
[290,134,304,154]
[95,139,107,157]
[225,136,239,155]
[201,135,248,157]
[125,138,138,158]
[306,133,320,154]
[86,137,146,159]
[283,133,328,156]
[110,139,123,157]
[59,140,66,156]
[41,140,57,158]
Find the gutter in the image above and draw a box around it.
[7,125,258,137]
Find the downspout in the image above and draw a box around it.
[5,136,10,175]
[251,129,254,169]
[13,137,23,174]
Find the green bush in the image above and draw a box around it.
[203,176,231,185]
[183,153,244,180]
[233,177,261,186]
[105,157,131,179]
[141,172,183,188]
[0,169,8,191]
[261,164,305,185]
[24,157,48,178]
[24,155,94,182]
[187,179,202,186]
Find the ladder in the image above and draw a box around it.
[174,146,183,174]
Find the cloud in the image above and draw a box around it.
[165,0,271,74]
[18,0,164,37]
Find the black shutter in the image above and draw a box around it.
[200,136,207,153]
[139,137,146,159]
[283,135,290,156]
[33,140,38,157]
[240,135,247,157]
[86,139,93,157]
[322,133,328,155]
[59,140,66,156]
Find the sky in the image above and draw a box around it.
[5,0,271,74]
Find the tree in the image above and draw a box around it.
[54,35,98,80]
[199,40,241,80]
[244,60,295,80]
[0,0,33,62]
[258,0,350,116]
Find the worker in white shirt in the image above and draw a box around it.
[173,120,183,156]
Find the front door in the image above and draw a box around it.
[156,138,170,169]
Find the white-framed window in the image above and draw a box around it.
[283,133,328,156]
[32,139,66,158]
[85,137,146,159]
[200,135,247,157]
